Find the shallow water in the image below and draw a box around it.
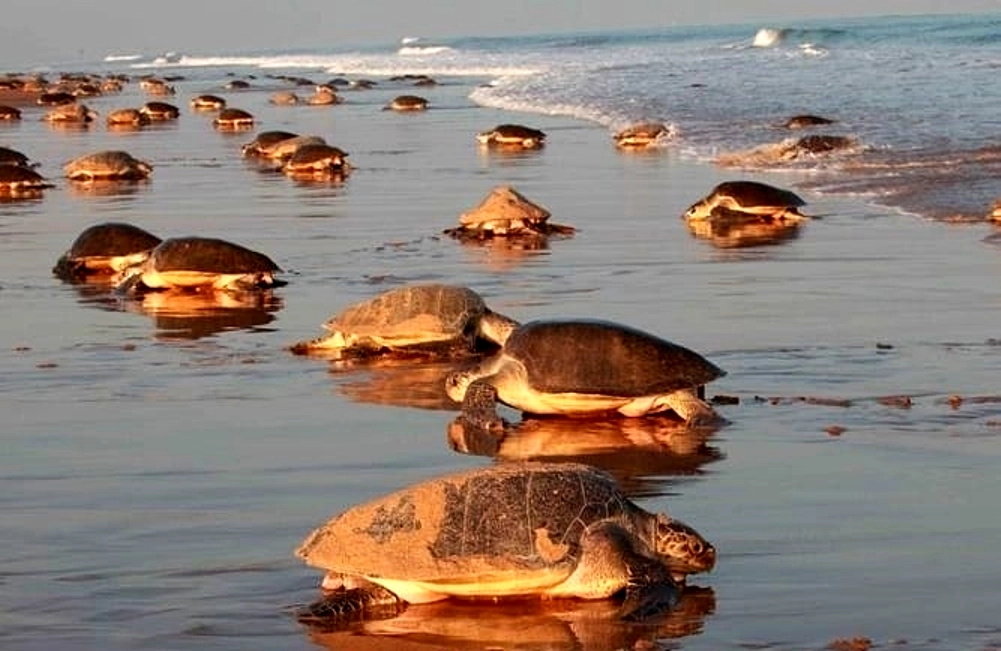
[2,72,1001,651]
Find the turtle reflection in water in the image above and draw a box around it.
[126,289,284,340]
[295,462,715,627]
[685,206,803,249]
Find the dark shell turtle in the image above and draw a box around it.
[140,101,180,121]
[52,222,162,280]
[0,105,22,120]
[613,122,673,149]
[0,146,35,167]
[476,124,546,149]
[289,284,518,358]
[683,181,807,222]
[445,319,726,429]
[786,134,857,156]
[782,114,835,129]
[384,95,429,111]
[0,165,53,193]
[115,236,284,294]
[444,185,575,239]
[64,150,153,181]
[37,91,76,106]
[225,79,251,90]
[212,108,254,129]
[189,94,227,110]
[240,130,300,158]
[282,143,350,177]
[106,108,151,127]
[295,462,715,626]
[43,103,97,123]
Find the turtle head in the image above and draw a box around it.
[683,199,712,222]
[444,368,475,402]
[651,513,716,582]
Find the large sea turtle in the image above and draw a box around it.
[42,103,97,124]
[240,131,300,158]
[140,101,180,121]
[613,122,673,149]
[476,124,546,149]
[52,222,162,280]
[115,236,284,294]
[295,462,716,625]
[282,143,350,177]
[246,134,326,162]
[445,319,726,430]
[683,180,807,222]
[289,284,518,359]
[64,150,153,181]
[443,185,575,240]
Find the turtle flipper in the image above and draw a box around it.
[296,584,403,627]
[618,555,681,621]
[458,379,507,436]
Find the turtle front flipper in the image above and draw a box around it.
[457,379,508,436]
[618,554,681,621]
[296,584,403,628]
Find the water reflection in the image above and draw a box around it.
[453,235,555,271]
[447,415,724,498]
[333,360,461,411]
[66,179,150,198]
[303,587,715,650]
[686,209,802,249]
[120,289,284,339]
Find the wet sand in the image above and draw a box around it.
[2,72,1001,650]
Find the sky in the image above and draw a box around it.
[2,0,999,68]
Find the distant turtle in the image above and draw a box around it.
[785,134,857,157]
[43,103,97,124]
[306,86,341,105]
[613,122,673,149]
[106,108,150,127]
[282,143,350,177]
[0,145,35,167]
[0,105,22,120]
[115,236,284,294]
[384,95,429,111]
[52,222,162,280]
[212,107,254,129]
[445,319,726,429]
[225,79,251,90]
[64,150,153,181]
[37,91,76,106]
[782,114,835,129]
[190,94,227,110]
[140,101,181,121]
[270,91,300,106]
[289,284,519,358]
[140,78,175,95]
[683,181,807,222]
[295,462,716,625]
[444,185,575,239]
[0,165,53,193]
[255,135,327,162]
[476,124,546,149]
[240,130,300,158]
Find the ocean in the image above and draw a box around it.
[3,11,1001,651]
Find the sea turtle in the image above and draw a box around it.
[0,105,22,120]
[189,94,227,110]
[212,107,254,129]
[783,134,857,157]
[140,78,175,96]
[476,124,547,149]
[782,114,835,129]
[115,236,284,294]
[288,284,518,358]
[0,146,35,167]
[306,86,341,105]
[64,150,153,181]
[444,185,575,239]
[256,135,327,163]
[52,222,162,280]
[240,131,300,158]
[295,462,716,625]
[140,101,180,121]
[106,108,151,127]
[613,122,673,149]
[444,319,726,430]
[270,91,300,106]
[43,103,97,124]
[37,91,76,106]
[225,79,251,90]
[282,143,350,177]
[0,165,53,193]
[683,180,808,222]
[384,95,429,111]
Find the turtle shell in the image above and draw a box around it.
[485,124,546,143]
[264,136,328,162]
[284,143,348,171]
[106,108,150,126]
[0,105,22,120]
[63,222,162,259]
[504,320,725,397]
[190,94,227,110]
[325,284,486,346]
[296,462,640,588]
[0,165,51,191]
[64,151,153,180]
[241,131,299,157]
[0,146,34,167]
[458,186,551,227]
[140,101,180,120]
[148,237,281,273]
[213,108,254,127]
[704,181,805,210]
[386,95,429,111]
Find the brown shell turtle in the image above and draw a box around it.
[289,284,518,358]
[476,124,546,149]
[444,185,574,239]
[140,101,180,121]
[613,122,673,149]
[0,105,22,120]
[52,222,162,280]
[64,150,153,181]
[106,108,151,127]
[0,165,53,193]
[212,107,254,129]
[240,131,300,158]
[445,319,726,430]
[683,181,808,222]
[43,103,97,124]
[115,236,284,294]
[306,86,341,106]
[270,91,300,106]
[37,91,76,106]
[282,143,350,177]
[295,462,716,626]
[782,114,835,129]
[384,95,429,111]
[189,94,227,110]
[255,135,327,162]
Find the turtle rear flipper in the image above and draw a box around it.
[296,584,403,628]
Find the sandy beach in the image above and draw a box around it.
[2,71,1001,651]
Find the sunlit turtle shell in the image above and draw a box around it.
[384,95,429,111]
[476,124,546,149]
[140,101,180,121]
[212,107,254,129]
[106,108,150,127]
[64,150,153,181]
[52,222,162,280]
